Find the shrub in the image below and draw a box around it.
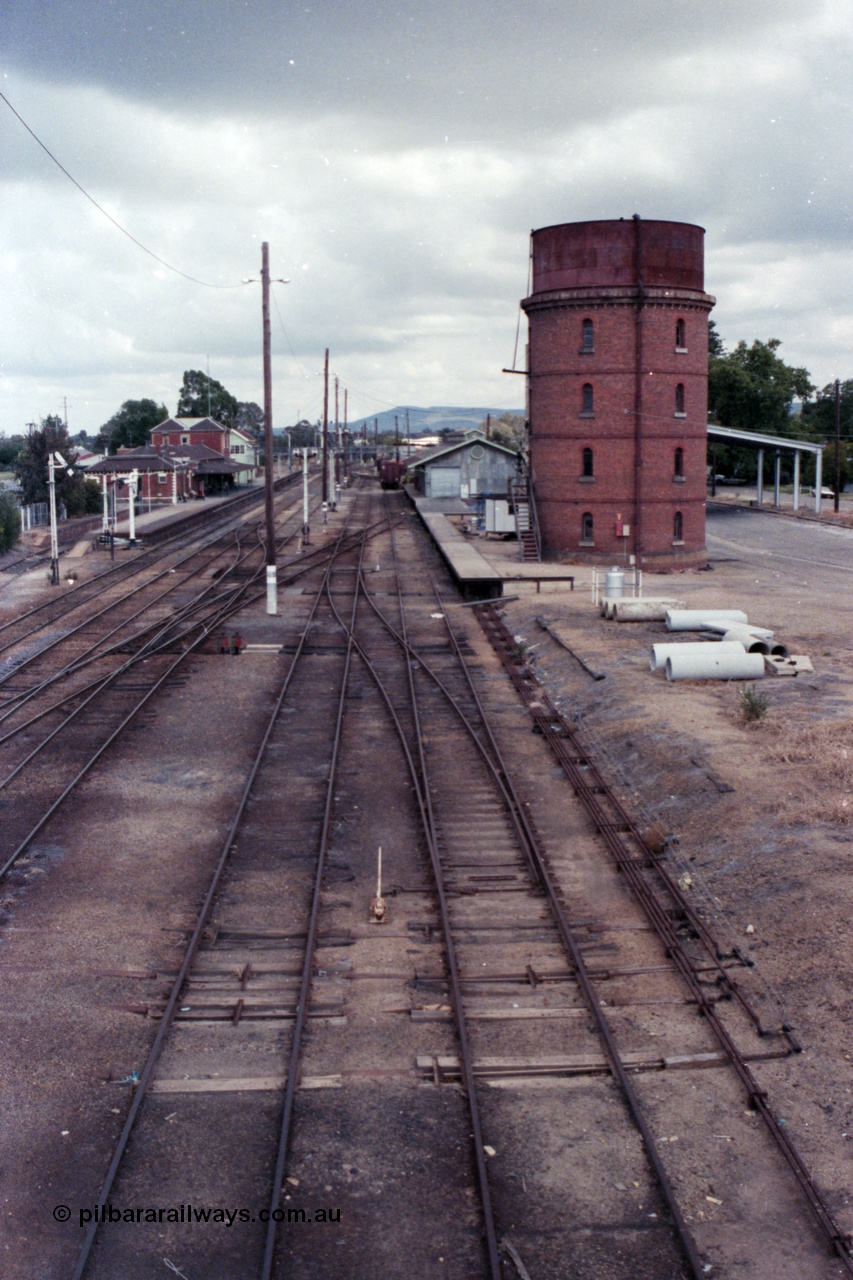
[0,493,21,554]
[740,684,769,724]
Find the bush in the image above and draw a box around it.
[740,684,769,723]
[0,493,21,553]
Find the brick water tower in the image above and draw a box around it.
[521,217,715,567]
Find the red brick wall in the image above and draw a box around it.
[523,219,715,568]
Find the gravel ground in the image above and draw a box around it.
[487,502,853,1268]
[2,498,852,1279]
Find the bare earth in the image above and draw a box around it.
[490,501,853,1269]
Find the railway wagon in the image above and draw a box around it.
[379,459,406,489]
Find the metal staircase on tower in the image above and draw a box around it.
[509,474,542,562]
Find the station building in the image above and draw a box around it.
[521,218,715,568]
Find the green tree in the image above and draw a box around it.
[708,338,814,437]
[708,319,725,358]
[799,381,853,491]
[482,412,525,451]
[177,371,239,427]
[0,433,26,469]
[97,398,168,454]
[800,380,853,439]
[286,419,316,449]
[13,416,92,513]
[0,492,21,553]
[236,401,264,440]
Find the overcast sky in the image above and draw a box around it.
[3,0,852,437]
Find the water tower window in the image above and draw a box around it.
[675,318,686,350]
[674,384,686,416]
[581,447,594,478]
[581,318,595,353]
[673,510,684,541]
[674,447,684,479]
[581,383,594,416]
[581,511,594,543]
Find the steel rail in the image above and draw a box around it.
[475,602,853,1272]
[0,580,258,880]
[321,496,504,1280]
[0,512,271,684]
[0,498,396,885]
[70,523,350,1280]
[475,606,797,1040]
[372,499,705,1277]
[0,525,258,718]
[0,472,304,640]
[259,513,369,1280]
[474,606,795,1038]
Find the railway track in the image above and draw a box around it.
[0,476,330,877]
[2,480,850,1279]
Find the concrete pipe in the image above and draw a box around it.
[612,598,685,622]
[665,609,748,632]
[665,649,766,682]
[650,640,747,672]
[720,626,776,655]
[704,621,774,638]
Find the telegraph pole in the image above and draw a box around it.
[334,376,340,447]
[835,378,841,514]
[261,242,277,614]
[322,349,329,504]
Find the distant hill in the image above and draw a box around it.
[347,406,522,437]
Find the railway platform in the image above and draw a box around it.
[409,491,576,599]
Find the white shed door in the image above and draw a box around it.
[430,467,461,497]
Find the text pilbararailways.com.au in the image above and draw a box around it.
[54,1203,341,1228]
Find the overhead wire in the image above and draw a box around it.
[271,286,315,381]
[1,89,246,290]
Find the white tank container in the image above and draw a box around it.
[604,566,625,598]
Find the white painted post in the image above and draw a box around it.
[302,448,310,542]
[128,471,138,541]
[756,449,764,504]
[793,450,801,511]
[102,474,109,532]
[815,449,823,514]
[48,452,59,585]
[774,450,781,507]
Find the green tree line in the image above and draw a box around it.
[708,323,850,489]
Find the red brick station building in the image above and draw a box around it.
[522,217,715,568]
[89,417,258,507]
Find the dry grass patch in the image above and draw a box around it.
[763,719,853,824]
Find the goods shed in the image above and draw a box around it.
[410,432,521,500]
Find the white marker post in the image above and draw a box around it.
[128,469,138,543]
[302,448,310,544]
[47,451,59,585]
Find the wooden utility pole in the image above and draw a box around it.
[835,378,841,514]
[261,242,277,615]
[322,349,329,504]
